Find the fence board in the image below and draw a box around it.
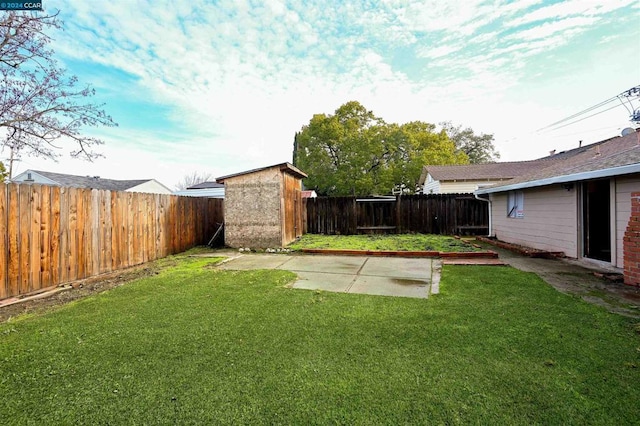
[7,184,19,296]
[40,185,51,287]
[30,185,41,292]
[19,185,31,294]
[0,184,6,298]
[50,187,61,287]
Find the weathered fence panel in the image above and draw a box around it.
[305,194,488,235]
[0,183,223,300]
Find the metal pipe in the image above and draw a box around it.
[474,192,492,237]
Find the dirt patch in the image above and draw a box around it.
[0,263,162,323]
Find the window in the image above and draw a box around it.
[507,191,524,218]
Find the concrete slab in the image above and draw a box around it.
[348,276,429,298]
[218,254,293,270]
[290,271,355,292]
[359,257,432,279]
[218,253,438,299]
[277,255,367,274]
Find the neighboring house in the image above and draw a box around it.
[217,162,307,248]
[173,181,225,199]
[475,129,640,285]
[419,161,551,194]
[301,190,317,198]
[11,170,172,194]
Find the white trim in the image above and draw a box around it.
[475,163,640,195]
[11,170,58,185]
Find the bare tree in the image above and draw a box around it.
[0,11,117,177]
[175,171,215,190]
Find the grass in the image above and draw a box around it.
[288,233,481,252]
[1,257,639,424]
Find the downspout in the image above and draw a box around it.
[474,192,492,237]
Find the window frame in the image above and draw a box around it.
[507,190,524,218]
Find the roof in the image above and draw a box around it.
[420,161,546,184]
[16,170,162,192]
[301,190,317,198]
[186,181,224,189]
[420,132,626,187]
[216,162,307,183]
[476,129,640,194]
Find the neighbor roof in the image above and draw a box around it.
[420,161,546,184]
[216,162,307,182]
[23,170,156,191]
[476,129,640,194]
[186,181,224,189]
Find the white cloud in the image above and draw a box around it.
[507,0,637,26]
[510,16,599,41]
[30,0,638,188]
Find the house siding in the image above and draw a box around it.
[615,175,640,268]
[223,167,283,248]
[428,180,508,194]
[422,178,440,194]
[491,185,578,257]
[11,171,57,185]
[127,180,172,194]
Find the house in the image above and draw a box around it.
[11,170,172,194]
[301,189,317,198]
[217,162,307,248]
[173,181,225,198]
[419,161,552,194]
[475,129,640,286]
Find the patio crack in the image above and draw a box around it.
[345,258,369,293]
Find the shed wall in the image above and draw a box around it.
[282,173,303,245]
[223,168,283,248]
[491,185,578,257]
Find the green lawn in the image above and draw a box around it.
[1,256,639,424]
[288,233,481,252]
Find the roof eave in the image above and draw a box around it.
[475,163,640,195]
[217,162,307,183]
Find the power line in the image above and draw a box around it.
[543,103,624,132]
[537,84,640,132]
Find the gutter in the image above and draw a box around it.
[474,191,492,237]
[475,162,640,195]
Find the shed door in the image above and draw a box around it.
[582,179,611,262]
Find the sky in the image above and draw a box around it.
[7,0,640,190]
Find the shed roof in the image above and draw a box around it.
[216,162,307,183]
[476,129,640,194]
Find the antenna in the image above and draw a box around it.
[621,127,635,136]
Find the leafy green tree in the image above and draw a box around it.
[388,121,468,193]
[0,161,8,182]
[440,121,500,163]
[294,101,468,196]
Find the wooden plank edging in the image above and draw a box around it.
[300,248,498,258]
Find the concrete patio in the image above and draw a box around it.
[218,254,441,298]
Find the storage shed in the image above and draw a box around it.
[216,162,307,248]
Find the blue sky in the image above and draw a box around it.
[12,0,640,189]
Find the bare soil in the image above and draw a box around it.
[0,262,165,323]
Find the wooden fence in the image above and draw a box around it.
[304,194,488,235]
[0,183,223,300]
